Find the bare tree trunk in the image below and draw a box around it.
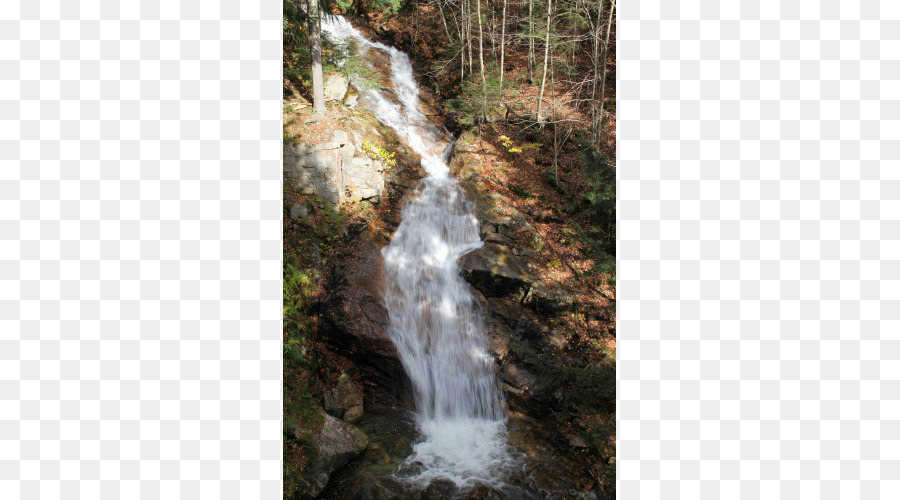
[535,0,553,124]
[589,0,602,142]
[309,0,326,114]
[499,0,508,88]
[551,48,558,178]
[459,0,466,82]
[438,0,452,40]
[528,0,534,81]
[597,0,615,145]
[466,0,474,76]
[476,0,487,90]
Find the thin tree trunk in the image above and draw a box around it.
[466,0,474,76]
[476,0,487,90]
[528,0,534,81]
[438,0,452,41]
[459,0,466,82]
[535,0,553,123]
[476,0,488,119]
[499,0,508,88]
[597,0,615,145]
[309,0,326,114]
[589,0,602,141]
[551,48,558,178]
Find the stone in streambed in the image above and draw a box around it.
[421,479,458,500]
[323,471,411,500]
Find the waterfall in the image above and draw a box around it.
[323,15,512,488]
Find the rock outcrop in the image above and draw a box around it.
[284,128,387,210]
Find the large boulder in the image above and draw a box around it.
[295,413,368,499]
[458,243,535,301]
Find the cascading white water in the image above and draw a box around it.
[323,15,513,488]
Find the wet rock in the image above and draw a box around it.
[458,243,534,300]
[325,72,350,101]
[324,372,365,423]
[421,478,458,499]
[468,484,507,500]
[323,230,406,405]
[326,274,398,362]
[295,412,368,499]
[290,202,309,220]
[524,279,574,316]
[323,471,410,500]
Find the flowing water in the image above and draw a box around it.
[323,15,515,489]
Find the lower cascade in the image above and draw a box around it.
[323,15,513,488]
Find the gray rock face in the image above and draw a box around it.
[296,413,368,499]
[284,129,386,209]
[323,373,364,423]
[324,73,350,101]
[290,202,309,219]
